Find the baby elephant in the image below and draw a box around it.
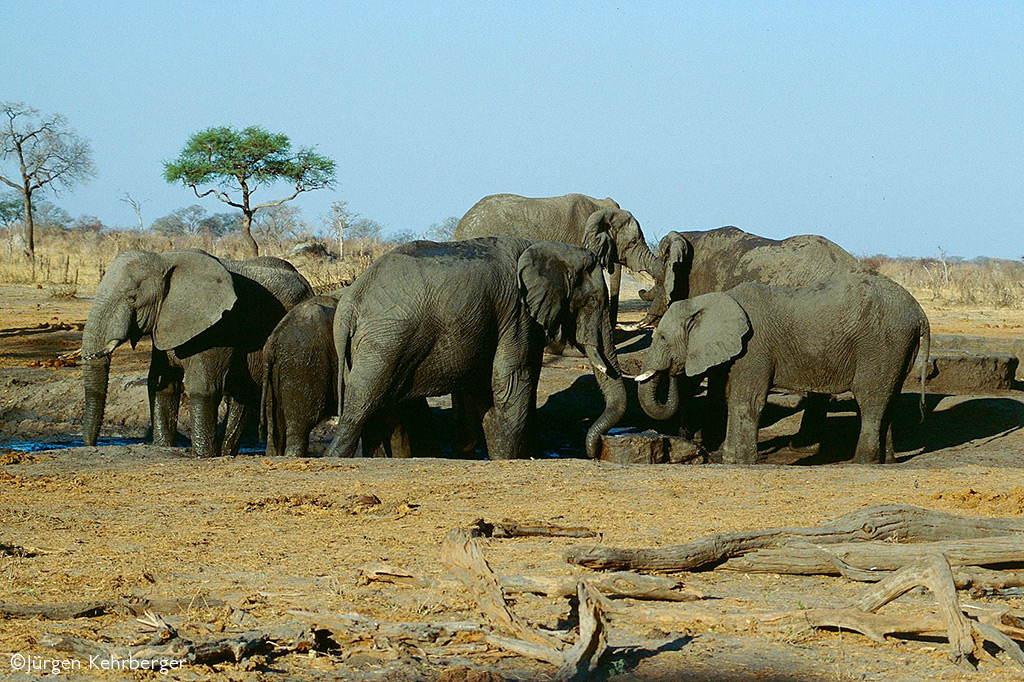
[635,273,930,464]
[261,293,438,458]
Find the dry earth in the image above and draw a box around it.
[1,277,1024,681]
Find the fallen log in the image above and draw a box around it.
[0,596,228,621]
[469,518,597,539]
[565,505,1024,572]
[40,630,268,667]
[357,562,703,602]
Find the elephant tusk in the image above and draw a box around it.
[81,339,120,361]
[634,370,656,383]
[592,362,609,376]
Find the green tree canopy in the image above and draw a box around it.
[164,126,335,256]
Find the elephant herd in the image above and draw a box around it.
[81,193,930,465]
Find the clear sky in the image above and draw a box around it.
[3,1,1022,258]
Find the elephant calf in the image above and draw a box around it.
[262,293,439,458]
[636,273,930,464]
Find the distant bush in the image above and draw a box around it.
[865,255,1024,308]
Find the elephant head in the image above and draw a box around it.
[635,292,750,421]
[81,250,237,446]
[582,208,659,277]
[635,231,692,328]
[517,242,627,458]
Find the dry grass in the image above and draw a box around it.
[5,228,1022,308]
[864,255,1024,309]
[0,228,395,296]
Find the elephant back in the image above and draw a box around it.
[685,227,864,298]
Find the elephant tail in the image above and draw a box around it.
[917,314,931,423]
[334,302,356,418]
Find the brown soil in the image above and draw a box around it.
[1,280,1024,681]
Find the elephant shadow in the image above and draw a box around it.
[765,393,1024,465]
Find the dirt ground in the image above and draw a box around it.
[2,277,1024,681]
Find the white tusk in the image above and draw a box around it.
[634,370,656,383]
[618,322,643,332]
[592,362,608,376]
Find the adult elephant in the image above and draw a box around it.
[82,249,313,457]
[635,274,930,464]
[634,226,866,451]
[262,293,439,458]
[324,237,627,460]
[453,193,659,326]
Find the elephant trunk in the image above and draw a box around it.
[637,370,680,421]
[622,240,659,277]
[81,300,129,446]
[583,314,626,459]
[82,354,111,446]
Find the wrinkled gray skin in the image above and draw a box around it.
[453,193,659,327]
[637,273,930,464]
[82,250,313,458]
[325,237,626,460]
[262,293,439,458]
[638,226,866,450]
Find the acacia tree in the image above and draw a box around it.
[164,126,335,256]
[0,101,95,260]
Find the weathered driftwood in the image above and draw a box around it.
[40,630,268,666]
[357,561,703,602]
[0,596,228,620]
[659,555,1024,671]
[719,537,1024,575]
[501,572,703,602]
[565,505,1024,572]
[287,610,487,645]
[441,528,563,649]
[469,518,596,539]
[441,528,609,680]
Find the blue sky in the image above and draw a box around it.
[3,2,1022,258]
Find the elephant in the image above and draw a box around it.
[324,237,627,460]
[82,249,313,458]
[453,193,659,327]
[261,292,440,458]
[634,226,867,451]
[635,273,931,464]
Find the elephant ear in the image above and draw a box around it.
[582,209,617,271]
[659,231,692,303]
[153,250,237,350]
[684,292,750,377]
[517,242,577,339]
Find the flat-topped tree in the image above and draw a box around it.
[164,126,335,256]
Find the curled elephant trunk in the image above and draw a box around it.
[637,369,680,421]
[582,316,627,459]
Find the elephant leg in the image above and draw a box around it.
[149,356,182,447]
[608,265,621,328]
[482,354,536,460]
[326,363,392,459]
[220,398,252,457]
[452,388,488,457]
[400,397,440,458]
[360,409,390,458]
[699,369,729,451]
[851,391,892,465]
[721,383,766,465]
[790,392,830,454]
[188,392,222,458]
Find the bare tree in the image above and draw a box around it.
[119,192,146,232]
[0,101,95,260]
